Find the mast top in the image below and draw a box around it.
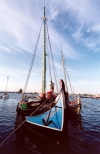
[42,0,47,21]
[61,46,65,62]
[44,0,45,6]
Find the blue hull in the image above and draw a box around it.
[24,87,69,141]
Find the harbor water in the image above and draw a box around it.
[0,93,100,154]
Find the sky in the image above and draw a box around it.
[0,0,100,94]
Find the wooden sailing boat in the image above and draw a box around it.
[16,1,69,140]
[16,0,69,115]
[2,76,9,99]
[16,1,58,116]
[25,79,69,141]
[61,48,81,114]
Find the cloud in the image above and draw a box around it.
[0,0,42,54]
[0,45,11,53]
[53,0,100,52]
[73,81,100,87]
[0,0,100,93]
[0,65,39,77]
[0,0,82,59]
[91,25,100,32]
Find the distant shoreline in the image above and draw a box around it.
[0,92,38,94]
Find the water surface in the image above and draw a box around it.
[0,94,100,154]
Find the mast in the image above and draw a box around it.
[42,0,47,95]
[6,76,9,92]
[61,48,68,92]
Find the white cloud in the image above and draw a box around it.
[0,45,11,53]
[0,0,42,54]
[0,0,100,93]
[91,25,100,32]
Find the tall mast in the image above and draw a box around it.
[42,0,47,95]
[61,48,68,92]
[6,76,9,92]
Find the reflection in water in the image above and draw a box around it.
[1,95,100,154]
[69,113,84,130]
[14,113,84,154]
[14,114,69,154]
[14,115,60,154]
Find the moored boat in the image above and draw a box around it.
[61,49,81,114]
[2,77,9,99]
[24,79,69,141]
[2,92,9,99]
[16,1,70,141]
[69,95,81,114]
[16,0,58,116]
[16,81,57,116]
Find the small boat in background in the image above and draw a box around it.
[2,77,9,99]
[2,92,9,99]
[69,95,81,114]
[0,96,3,99]
[61,49,81,114]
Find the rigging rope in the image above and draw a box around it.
[61,49,68,92]
[46,23,59,93]
[65,68,75,94]
[22,21,43,99]
[47,40,52,82]
[65,68,76,100]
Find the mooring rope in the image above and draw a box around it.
[0,98,49,146]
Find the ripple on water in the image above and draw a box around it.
[0,95,100,154]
